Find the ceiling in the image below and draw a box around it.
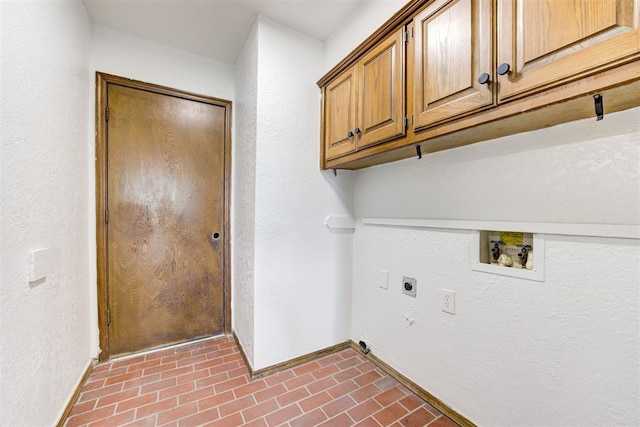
[83,0,365,65]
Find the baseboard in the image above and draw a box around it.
[232,331,254,376]
[350,341,475,427]
[230,333,474,425]
[232,331,350,379]
[56,359,96,427]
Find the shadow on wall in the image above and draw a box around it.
[352,107,640,223]
[428,107,640,165]
[321,168,355,214]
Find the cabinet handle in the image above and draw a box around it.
[477,73,491,85]
[497,63,511,75]
[354,127,361,135]
[347,130,354,138]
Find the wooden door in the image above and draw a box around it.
[413,0,494,130]
[97,74,231,359]
[497,0,640,102]
[356,28,406,148]
[324,66,358,160]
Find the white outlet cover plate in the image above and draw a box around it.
[441,289,455,314]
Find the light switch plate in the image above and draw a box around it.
[377,270,388,289]
[28,248,50,282]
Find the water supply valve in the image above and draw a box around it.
[490,240,503,264]
[517,245,532,269]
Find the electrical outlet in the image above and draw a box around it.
[402,276,417,297]
[441,289,455,314]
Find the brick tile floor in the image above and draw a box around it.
[65,336,459,427]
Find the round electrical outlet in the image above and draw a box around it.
[401,276,417,297]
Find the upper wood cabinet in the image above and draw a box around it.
[318,0,640,170]
[323,67,357,160]
[322,29,405,161]
[413,0,494,130]
[357,29,406,148]
[497,0,640,102]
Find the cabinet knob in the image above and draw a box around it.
[354,127,361,135]
[477,73,491,85]
[497,63,511,75]
[347,130,354,138]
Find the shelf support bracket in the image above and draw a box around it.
[593,94,604,121]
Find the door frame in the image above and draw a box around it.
[95,72,232,362]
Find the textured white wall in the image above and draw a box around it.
[251,17,354,370]
[353,225,639,425]
[354,109,640,223]
[89,26,236,355]
[350,110,640,426]
[233,21,259,366]
[0,1,93,425]
[326,0,640,425]
[91,26,235,100]
[323,0,407,73]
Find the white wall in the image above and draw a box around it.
[324,1,640,424]
[233,21,259,365]
[0,1,93,425]
[91,25,235,100]
[323,0,407,73]
[354,110,640,223]
[352,109,640,425]
[248,17,354,370]
[353,224,639,425]
[89,25,236,355]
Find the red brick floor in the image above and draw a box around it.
[65,335,459,427]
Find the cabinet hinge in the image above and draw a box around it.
[105,106,109,121]
[405,27,413,43]
[106,309,111,326]
[105,208,109,224]
[404,116,409,130]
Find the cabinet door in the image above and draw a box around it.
[324,66,358,160]
[497,0,640,102]
[357,28,406,149]
[413,0,494,130]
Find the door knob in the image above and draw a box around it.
[497,63,511,75]
[477,73,491,84]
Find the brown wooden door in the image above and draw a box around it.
[104,81,229,358]
[413,0,494,130]
[356,28,406,148]
[324,66,358,160]
[497,0,640,102]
